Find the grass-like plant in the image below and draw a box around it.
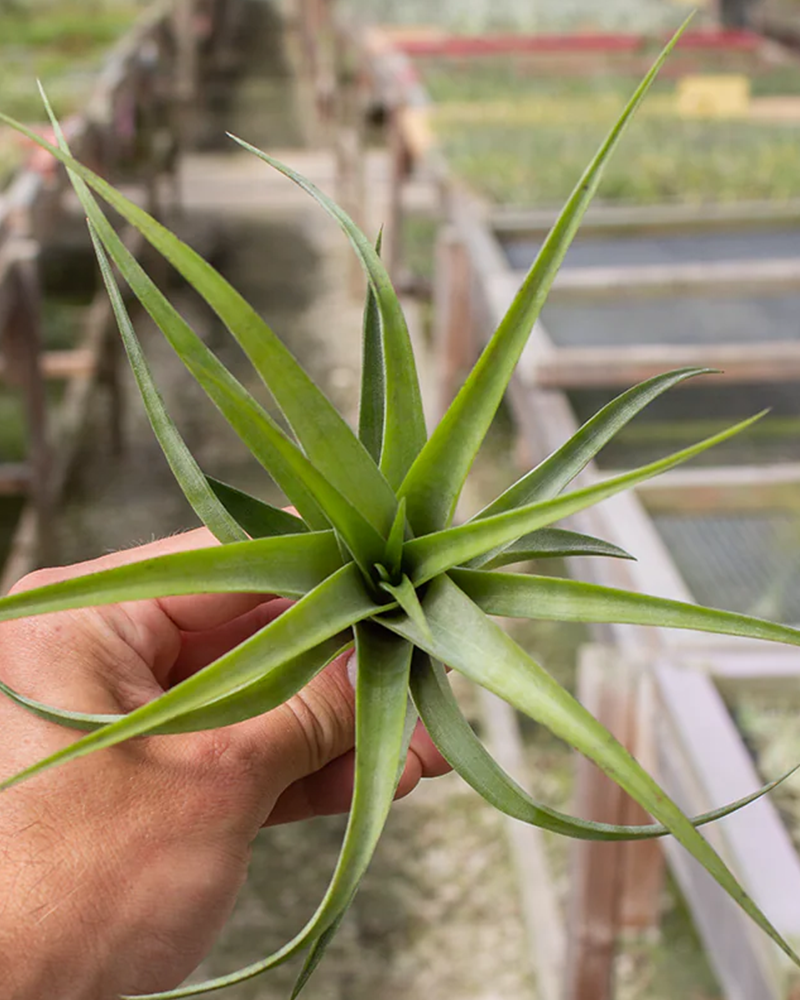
[2,25,800,999]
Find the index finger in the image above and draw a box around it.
[13,528,280,632]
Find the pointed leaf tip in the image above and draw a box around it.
[227,135,427,489]
[398,23,695,535]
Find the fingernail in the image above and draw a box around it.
[346,651,357,690]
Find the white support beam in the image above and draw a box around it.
[655,661,800,1000]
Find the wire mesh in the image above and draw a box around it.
[543,293,800,348]
[651,509,800,622]
[569,381,800,467]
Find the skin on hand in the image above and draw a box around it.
[0,529,449,1000]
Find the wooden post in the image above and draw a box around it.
[564,647,664,999]
[336,127,367,298]
[172,0,198,180]
[564,647,630,1000]
[386,106,407,282]
[1,242,52,565]
[619,671,666,933]
[173,0,198,104]
[433,227,474,421]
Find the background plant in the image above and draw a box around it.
[1,25,800,1000]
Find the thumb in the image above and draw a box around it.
[225,648,451,828]
[252,651,451,828]
[267,650,358,787]
[216,649,357,828]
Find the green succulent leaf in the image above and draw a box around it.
[38,88,322,530]
[468,367,712,567]
[397,23,691,536]
[89,227,247,544]
[0,635,349,735]
[41,94,247,545]
[385,496,408,578]
[358,229,385,464]
[381,575,800,968]
[411,657,800,841]
[406,412,764,584]
[5,102,398,537]
[88,206,382,566]
[0,534,342,628]
[291,665,419,1000]
[133,623,413,999]
[228,139,427,490]
[205,477,308,537]
[452,569,800,648]
[39,114,391,566]
[291,914,348,1000]
[0,566,384,794]
[479,368,712,518]
[481,528,634,568]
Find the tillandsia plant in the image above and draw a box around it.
[2,22,800,999]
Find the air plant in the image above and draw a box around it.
[1,24,800,1000]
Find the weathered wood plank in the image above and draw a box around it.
[533,342,800,388]
[544,257,800,300]
[624,463,800,513]
[491,200,800,240]
[708,650,800,700]
[0,348,97,383]
[433,226,474,420]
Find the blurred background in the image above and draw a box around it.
[2,2,800,999]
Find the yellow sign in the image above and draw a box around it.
[677,75,751,119]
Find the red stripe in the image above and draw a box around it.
[397,30,761,58]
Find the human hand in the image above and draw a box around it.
[0,529,449,1000]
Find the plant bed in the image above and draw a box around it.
[405,37,800,208]
[417,48,797,103]
[435,115,800,208]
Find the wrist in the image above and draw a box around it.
[0,794,106,1000]
[1,901,104,1000]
